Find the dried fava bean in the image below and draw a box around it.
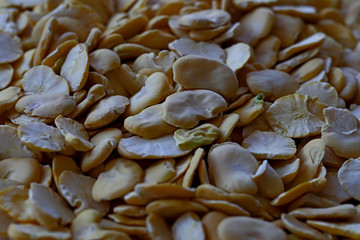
[287,139,325,188]
[173,55,238,99]
[195,199,249,216]
[321,107,360,158]
[271,14,304,48]
[289,204,356,220]
[246,69,299,101]
[15,94,76,118]
[0,185,35,222]
[317,19,356,48]
[252,160,284,199]
[182,148,205,188]
[217,216,286,240]
[71,209,131,240]
[0,86,22,114]
[296,82,338,107]
[52,155,81,192]
[125,72,173,116]
[338,158,360,201]
[58,170,109,216]
[208,142,258,194]
[146,213,172,240]
[202,211,228,240]
[144,159,176,183]
[174,124,219,150]
[33,17,57,66]
[254,35,281,69]
[8,224,71,240]
[291,58,325,83]
[307,220,360,239]
[84,95,129,130]
[0,64,13,90]
[55,115,94,151]
[81,128,122,172]
[113,43,159,60]
[68,84,106,119]
[124,104,176,139]
[169,38,226,62]
[114,205,146,217]
[242,131,296,160]
[60,43,89,92]
[92,158,143,201]
[86,72,115,96]
[278,32,326,61]
[233,93,265,127]
[18,122,67,152]
[234,7,275,46]
[225,43,253,74]
[217,113,239,143]
[108,214,146,226]
[0,31,23,64]
[41,39,78,68]
[0,158,40,186]
[129,29,177,49]
[287,193,339,212]
[162,90,227,129]
[22,65,69,95]
[266,94,325,138]
[178,9,230,30]
[271,157,300,184]
[89,49,121,75]
[29,183,74,229]
[172,212,206,240]
[281,214,330,240]
[318,171,351,203]
[271,177,327,207]
[118,134,192,160]
[0,125,39,159]
[145,199,208,219]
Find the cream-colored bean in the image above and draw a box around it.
[129,29,177,49]
[84,95,129,130]
[60,43,89,92]
[292,58,325,83]
[0,125,39,160]
[247,69,299,101]
[92,158,143,201]
[124,104,177,139]
[208,142,258,194]
[287,139,325,188]
[68,84,106,119]
[0,31,23,64]
[18,122,68,152]
[29,182,74,229]
[125,72,173,116]
[234,7,275,46]
[169,38,226,62]
[58,170,109,216]
[0,64,13,90]
[172,212,206,240]
[175,124,219,150]
[217,216,286,240]
[81,128,122,172]
[254,35,281,69]
[253,160,284,199]
[178,9,230,30]
[271,14,304,48]
[271,157,300,185]
[144,159,176,184]
[146,213,172,240]
[118,134,192,160]
[89,48,121,75]
[15,94,76,118]
[162,90,227,129]
[0,86,22,114]
[0,158,40,186]
[173,55,238,99]
[8,224,71,240]
[55,115,94,151]
[242,131,296,160]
